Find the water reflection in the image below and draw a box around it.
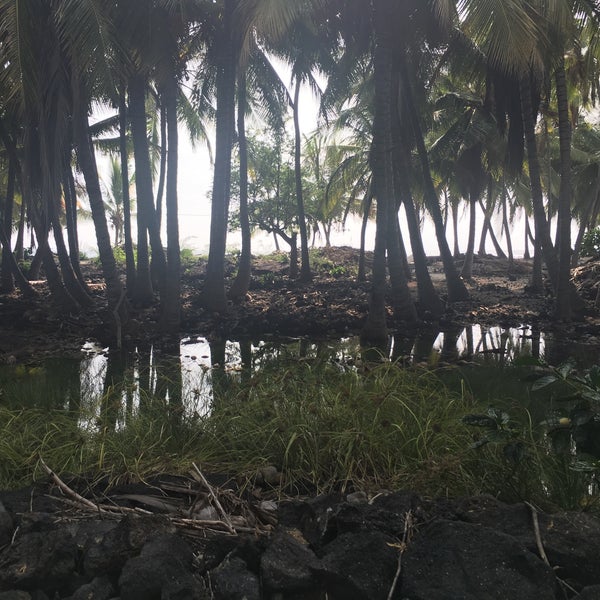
[3,325,596,429]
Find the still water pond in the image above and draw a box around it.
[3,324,597,426]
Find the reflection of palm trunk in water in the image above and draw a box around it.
[239,339,253,387]
[441,326,464,362]
[465,327,474,357]
[100,350,127,431]
[210,338,228,404]
[530,329,541,360]
[155,341,183,424]
[136,342,153,411]
[411,332,438,364]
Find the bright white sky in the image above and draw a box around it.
[82,70,539,260]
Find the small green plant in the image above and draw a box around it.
[180,247,197,271]
[328,264,348,278]
[581,227,600,259]
[112,245,127,266]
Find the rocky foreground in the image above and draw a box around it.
[1,474,600,599]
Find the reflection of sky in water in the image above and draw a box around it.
[78,326,547,429]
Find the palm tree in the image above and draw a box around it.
[201,0,237,311]
[229,39,288,301]
[0,0,128,321]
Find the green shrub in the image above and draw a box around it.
[581,227,600,258]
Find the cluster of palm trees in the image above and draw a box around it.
[0,0,599,345]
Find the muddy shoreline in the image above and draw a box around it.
[2,249,600,364]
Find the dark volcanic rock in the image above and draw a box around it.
[118,533,202,600]
[401,519,559,600]
[260,531,321,594]
[0,502,13,548]
[67,576,115,600]
[577,585,600,599]
[1,482,600,599]
[456,495,600,587]
[83,514,176,577]
[211,557,260,600]
[0,529,78,595]
[315,530,399,600]
[0,592,32,600]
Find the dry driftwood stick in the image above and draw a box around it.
[524,501,549,566]
[38,457,104,513]
[387,510,413,600]
[191,463,236,534]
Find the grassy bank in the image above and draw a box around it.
[0,359,594,510]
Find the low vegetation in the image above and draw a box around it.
[1,357,597,513]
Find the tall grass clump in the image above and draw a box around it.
[2,356,595,509]
[0,407,91,489]
[197,361,478,495]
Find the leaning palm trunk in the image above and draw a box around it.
[73,88,128,333]
[394,138,444,317]
[357,188,373,283]
[386,208,418,323]
[0,155,16,292]
[572,184,600,267]
[229,72,252,301]
[118,90,136,293]
[60,155,85,288]
[520,73,559,285]
[48,188,92,308]
[460,193,477,280]
[398,50,469,302]
[129,74,168,305]
[0,227,35,297]
[162,71,181,330]
[129,74,155,305]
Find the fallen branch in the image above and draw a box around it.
[191,463,236,535]
[524,501,549,566]
[387,510,413,600]
[38,457,105,514]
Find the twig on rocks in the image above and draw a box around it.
[191,463,236,534]
[524,501,549,566]
[387,510,413,600]
[38,457,105,514]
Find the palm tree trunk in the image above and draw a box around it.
[62,160,88,288]
[203,0,236,311]
[395,139,443,317]
[229,71,252,302]
[501,189,514,271]
[129,74,155,304]
[362,1,396,346]
[357,189,372,283]
[452,202,460,257]
[48,185,92,307]
[1,155,16,292]
[73,89,128,330]
[399,49,469,302]
[162,72,181,330]
[155,101,167,231]
[0,226,35,297]
[460,194,477,280]
[572,182,599,267]
[118,90,136,293]
[520,73,559,284]
[554,57,575,320]
[386,207,418,323]
[523,216,531,259]
[14,197,26,262]
[292,79,312,282]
